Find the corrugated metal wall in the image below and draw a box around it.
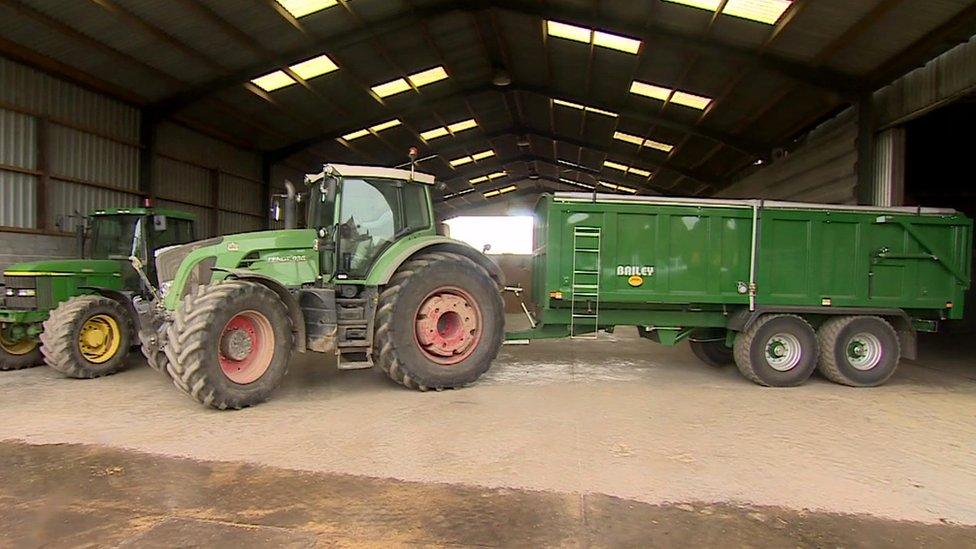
[0,56,267,244]
[716,108,858,203]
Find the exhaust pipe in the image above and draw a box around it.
[283,180,297,230]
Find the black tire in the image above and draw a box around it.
[0,335,43,371]
[165,280,293,410]
[40,295,133,378]
[689,329,733,367]
[817,316,900,387]
[374,251,504,391]
[733,314,818,387]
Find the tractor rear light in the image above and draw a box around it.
[549,291,564,300]
[946,302,954,309]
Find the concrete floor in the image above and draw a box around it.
[1,320,975,547]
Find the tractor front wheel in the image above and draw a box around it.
[0,331,43,371]
[40,295,133,378]
[374,252,504,391]
[164,280,293,410]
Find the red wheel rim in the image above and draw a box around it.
[414,287,483,365]
[218,310,274,384]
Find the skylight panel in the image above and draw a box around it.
[546,21,591,43]
[420,127,450,141]
[451,150,496,166]
[630,80,712,110]
[471,150,495,161]
[603,160,652,178]
[613,131,675,153]
[592,31,642,54]
[450,156,474,167]
[372,78,411,98]
[484,185,517,198]
[251,70,295,92]
[447,119,477,133]
[372,66,449,98]
[722,0,792,24]
[553,98,618,117]
[470,171,506,185]
[277,0,338,18]
[545,20,641,55]
[289,54,338,80]
[599,181,638,194]
[341,129,369,141]
[664,0,792,25]
[408,66,449,87]
[369,119,401,132]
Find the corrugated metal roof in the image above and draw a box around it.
[0,0,973,205]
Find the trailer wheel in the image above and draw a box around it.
[0,333,43,371]
[688,329,733,367]
[733,314,818,387]
[374,251,504,391]
[817,316,900,387]
[40,295,133,378]
[164,280,292,410]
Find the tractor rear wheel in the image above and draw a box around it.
[40,295,133,378]
[374,252,504,391]
[688,329,733,367]
[164,280,292,410]
[0,332,43,371]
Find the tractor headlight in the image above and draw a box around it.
[3,288,12,297]
[158,281,173,298]
[16,289,35,297]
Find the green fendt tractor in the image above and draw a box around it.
[140,164,505,410]
[0,207,197,377]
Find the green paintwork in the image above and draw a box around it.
[0,209,197,345]
[518,194,973,341]
[161,229,320,309]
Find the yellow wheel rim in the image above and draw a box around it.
[78,314,121,364]
[0,331,37,356]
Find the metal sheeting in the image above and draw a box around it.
[0,58,138,141]
[874,35,976,128]
[219,173,262,216]
[156,199,212,238]
[49,125,139,190]
[219,211,263,235]
[0,108,36,168]
[47,179,139,230]
[0,171,37,228]
[872,128,905,207]
[154,156,211,207]
[156,122,260,180]
[717,109,858,204]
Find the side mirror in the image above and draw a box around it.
[270,199,282,222]
[482,243,492,254]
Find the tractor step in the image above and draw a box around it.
[336,350,373,370]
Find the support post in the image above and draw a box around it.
[261,153,273,230]
[139,109,158,200]
[210,168,220,238]
[856,93,876,205]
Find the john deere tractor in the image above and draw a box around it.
[140,164,505,409]
[0,207,196,377]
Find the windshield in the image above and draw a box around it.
[89,215,143,260]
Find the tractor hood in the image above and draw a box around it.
[2,259,121,277]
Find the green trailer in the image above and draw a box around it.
[0,207,197,377]
[509,193,973,387]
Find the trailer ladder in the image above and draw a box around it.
[570,226,601,339]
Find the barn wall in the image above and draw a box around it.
[716,108,858,203]
[0,55,267,271]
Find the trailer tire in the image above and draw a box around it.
[40,295,133,378]
[0,335,43,371]
[164,280,293,410]
[374,251,504,391]
[733,314,818,387]
[817,316,900,387]
[689,329,733,367]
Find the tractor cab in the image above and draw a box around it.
[85,208,197,286]
[306,164,437,281]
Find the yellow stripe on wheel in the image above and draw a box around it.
[78,314,121,364]
[0,332,37,356]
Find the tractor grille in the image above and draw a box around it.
[154,237,222,283]
[3,276,37,310]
